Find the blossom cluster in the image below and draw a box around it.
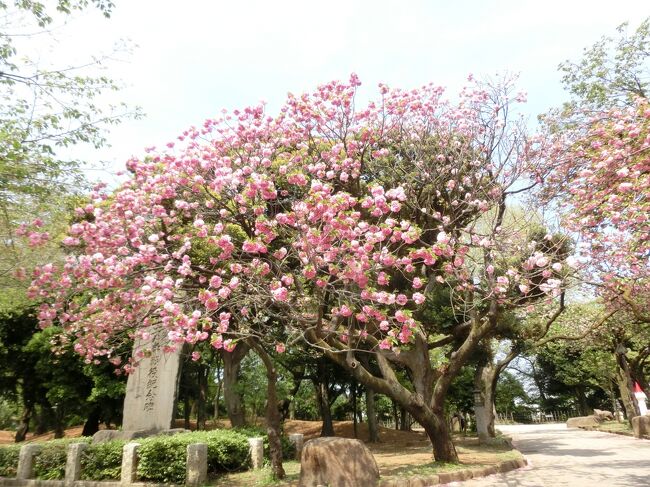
[31,75,566,367]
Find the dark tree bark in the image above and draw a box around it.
[213,362,222,421]
[392,400,399,430]
[53,406,65,439]
[615,344,641,424]
[15,404,33,442]
[183,395,191,430]
[359,355,379,442]
[352,381,358,438]
[313,359,336,437]
[575,386,589,417]
[222,342,250,427]
[399,406,409,431]
[34,407,48,435]
[249,340,285,480]
[278,368,303,420]
[314,380,335,436]
[366,385,379,442]
[197,363,209,430]
[81,406,101,437]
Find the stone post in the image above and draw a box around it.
[289,433,304,461]
[185,443,207,486]
[120,442,140,485]
[632,415,649,439]
[65,443,88,485]
[248,437,264,470]
[16,444,41,479]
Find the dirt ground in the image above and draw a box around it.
[283,421,513,474]
[0,425,86,444]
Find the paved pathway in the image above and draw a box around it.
[456,423,650,486]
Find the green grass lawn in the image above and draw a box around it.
[207,437,524,486]
[596,421,633,434]
[210,461,301,487]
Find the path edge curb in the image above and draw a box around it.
[377,456,528,486]
[576,425,648,439]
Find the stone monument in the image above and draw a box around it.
[93,327,183,442]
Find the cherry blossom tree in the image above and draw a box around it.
[31,75,565,463]
[540,19,650,326]
[543,99,650,322]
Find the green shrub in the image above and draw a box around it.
[33,438,91,480]
[80,440,126,480]
[0,444,21,477]
[137,430,250,484]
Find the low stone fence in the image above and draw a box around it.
[0,434,306,487]
[378,458,528,487]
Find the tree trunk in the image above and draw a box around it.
[575,386,589,416]
[351,382,358,438]
[314,359,335,436]
[288,400,296,420]
[366,386,379,442]
[15,405,33,442]
[184,394,191,430]
[249,340,285,480]
[306,328,465,462]
[279,372,302,420]
[392,400,399,430]
[399,406,409,431]
[81,406,101,437]
[222,343,249,428]
[197,364,209,431]
[615,346,640,423]
[407,404,458,462]
[314,379,335,436]
[214,379,222,421]
[474,363,497,439]
[53,406,65,439]
[34,407,48,435]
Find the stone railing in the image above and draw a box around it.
[0,434,305,487]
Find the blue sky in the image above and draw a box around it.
[37,0,650,180]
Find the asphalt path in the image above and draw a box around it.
[456,423,650,486]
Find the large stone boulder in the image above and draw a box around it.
[298,437,379,487]
[632,415,650,439]
[567,415,601,428]
[593,409,614,421]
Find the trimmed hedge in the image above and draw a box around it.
[137,430,250,483]
[33,438,92,480]
[0,427,295,482]
[80,440,126,481]
[0,444,21,477]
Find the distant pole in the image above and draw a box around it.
[634,383,648,416]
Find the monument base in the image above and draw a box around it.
[92,428,188,443]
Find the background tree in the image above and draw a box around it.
[0,306,125,441]
[557,18,649,114]
[0,0,139,310]
[541,18,650,331]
